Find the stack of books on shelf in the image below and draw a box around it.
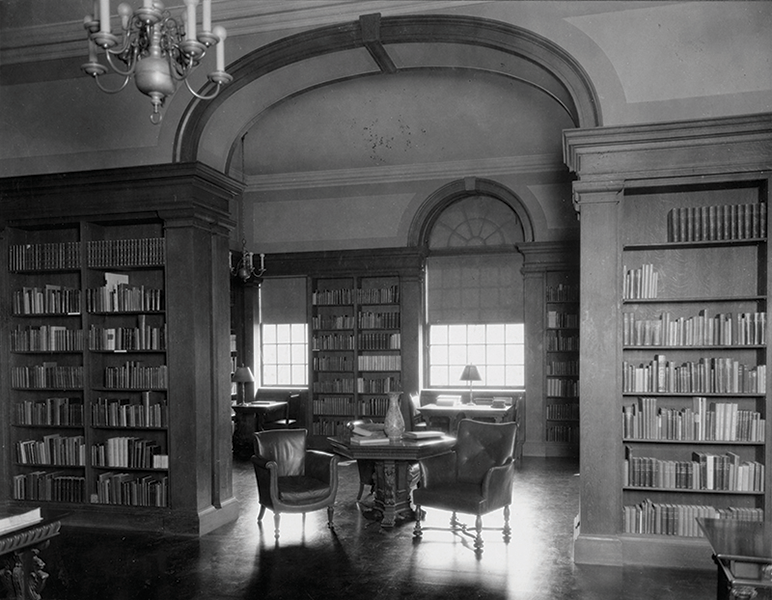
[15,397,84,427]
[9,242,81,271]
[348,423,390,445]
[624,500,762,537]
[666,202,767,242]
[623,264,658,300]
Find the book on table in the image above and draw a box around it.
[402,430,444,440]
[350,435,392,445]
[0,507,43,536]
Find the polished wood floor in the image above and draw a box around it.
[42,456,718,599]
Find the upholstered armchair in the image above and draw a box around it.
[412,419,518,555]
[251,429,340,539]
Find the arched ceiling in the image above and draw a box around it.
[176,14,600,181]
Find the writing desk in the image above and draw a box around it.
[417,403,512,433]
[698,517,772,600]
[0,516,61,600]
[328,435,456,528]
[231,401,289,458]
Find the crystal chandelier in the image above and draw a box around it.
[81,0,232,124]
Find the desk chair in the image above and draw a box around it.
[251,429,339,539]
[412,419,518,555]
[261,392,301,429]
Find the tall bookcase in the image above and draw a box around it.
[311,275,403,437]
[565,114,772,568]
[519,242,580,457]
[0,163,242,535]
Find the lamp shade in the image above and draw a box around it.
[233,366,255,383]
[459,364,481,382]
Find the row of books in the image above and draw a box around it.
[547,359,579,376]
[546,283,579,303]
[356,376,401,394]
[13,285,81,315]
[546,424,578,443]
[312,378,354,394]
[623,501,762,537]
[357,354,402,371]
[312,315,355,330]
[546,403,580,421]
[11,325,84,353]
[546,330,579,351]
[547,311,579,329]
[85,285,164,313]
[93,472,168,507]
[312,285,400,306]
[666,202,767,243]
[358,332,401,350]
[623,310,766,347]
[624,449,764,492]
[13,472,86,503]
[312,397,354,415]
[313,356,354,371]
[623,355,766,394]
[312,333,355,350]
[358,311,400,329]
[16,435,86,466]
[86,238,165,268]
[9,242,81,272]
[91,394,167,428]
[15,397,84,427]
[546,378,579,398]
[310,418,348,437]
[103,362,168,390]
[623,397,765,442]
[11,364,83,390]
[623,264,659,300]
[88,323,166,351]
[91,437,168,469]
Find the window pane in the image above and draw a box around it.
[261,323,308,387]
[448,325,467,344]
[291,344,306,363]
[430,325,448,344]
[448,346,467,366]
[276,344,290,363]
[429,344,448,364]
[276,323,291,342]
[290,323,306,341]
[468,324,486,344]
[263,345,277,363]
[487,324,505,344]
[262,324,277,343]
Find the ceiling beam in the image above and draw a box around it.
[360,13,397,75]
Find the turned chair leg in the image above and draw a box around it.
[273,512,281,539]
[474,514,483,553]
[413,504,423,538]
[356,483,365,501]
[450,511,459,530]
[327,505,334,529]
[257,505,266,523]
[503,505,512,542]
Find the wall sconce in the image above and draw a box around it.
[232,365,254,405]
[230,239,265,285]
[459,364,481,404]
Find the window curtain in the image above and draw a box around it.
[426,253,524,324]
[259,277,307,323]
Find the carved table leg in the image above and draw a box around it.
[0,545,50,600]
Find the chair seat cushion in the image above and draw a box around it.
[277,476,331,503]
[413,481,485,515]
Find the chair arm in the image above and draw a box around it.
[418,452,457,487]
[305,449,339,484]
[251,456,279,506]
[480,458,515,508]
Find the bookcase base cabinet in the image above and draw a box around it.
[0,163,243,536]
[573,534,713,569]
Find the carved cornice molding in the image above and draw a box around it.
[563,113,772,182]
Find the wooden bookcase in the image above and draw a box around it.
[0,163,242,535]
[565,114,772,568]
[519,242,580,457]
[311,275,403,437]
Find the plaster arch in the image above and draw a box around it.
[174,13,602,172]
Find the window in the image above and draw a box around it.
[429,323,524,387]
[261,323,308,386]
[259,277,309,387]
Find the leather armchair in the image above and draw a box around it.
[412,418,518,555]
[251,429,340,539]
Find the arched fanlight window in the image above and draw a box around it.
[428,195,525,249]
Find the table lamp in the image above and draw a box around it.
[233,365,255,405]
[459,364,481,404]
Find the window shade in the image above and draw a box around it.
[260,277,307,324]
[426,253,523,324]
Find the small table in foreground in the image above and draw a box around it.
[328,434,456,528]
[698,518,772,600]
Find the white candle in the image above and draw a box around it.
[99,0,110,33]
[260,254,265,271]
[88,39,98,63]
[202,0,212,33]
[213,25,227,71]
[184,0,198,41]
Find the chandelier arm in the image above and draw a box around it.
[93,74,131,94]
[105,49,138,77]
[184,78,223,101]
